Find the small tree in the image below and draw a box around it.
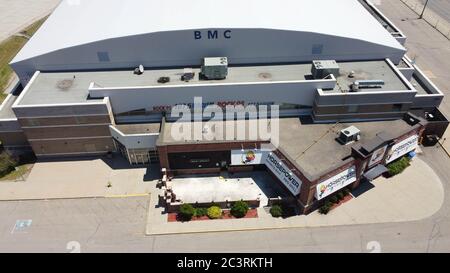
[387,157,410,176]
[230,201,249,218]
[270,205,283,218]
[178,203,195,221]
[0,152,18,177]
[195,207,208,217]
[207,206,222,219]
[330,195,339,204]
[319,201,333,215]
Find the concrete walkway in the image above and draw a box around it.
[0,0,60,43]
[146,156,444,235]
[0,156,158,200]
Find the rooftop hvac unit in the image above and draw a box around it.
[337,126,361,145]
[181,68,195,82]
[311,60,340,79]
[201,57,228,80]
[134,64,145,75]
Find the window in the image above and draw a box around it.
[27,119,40,126]
[97,51,110,62]
[348,105,359,113]
[84,144,97,152]
[312,44,323,55]
[392,104,403,111]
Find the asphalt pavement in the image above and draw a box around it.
[0,0,449,252]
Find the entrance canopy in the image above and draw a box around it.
[363,165,388,181]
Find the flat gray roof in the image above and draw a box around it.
[18,60,411,106]
[328,60,410,93]
[159,119,272,145]
[18,72,104,106]
[159,117,416,180]
[278,118,413,179]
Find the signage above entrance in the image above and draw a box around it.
[385,134,419,164]
[231,150,302,195]
[315,166,356,200]
[231,150,265,165]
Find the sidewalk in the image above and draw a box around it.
[400,0,450,39]
[0,0,60,43]
[146,156,444,235]
[0,156,158,200]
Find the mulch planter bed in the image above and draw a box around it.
[168,208,258,222]
[329,195,353,210]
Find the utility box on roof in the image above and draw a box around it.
[201,57,228,80]
[311,60,340,79]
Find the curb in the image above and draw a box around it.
[0,195,104,202]
[0,193,151,202]
[105,193,150,198]
[438,141,450,158]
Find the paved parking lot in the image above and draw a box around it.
[0,0,60,42]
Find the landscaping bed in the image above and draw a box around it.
[318,188,353,215]
[168,208,258,222]
[168,201,258,222]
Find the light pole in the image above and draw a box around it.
[420,0,430,19]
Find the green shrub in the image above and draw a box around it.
[0,152,18,177]
[337,192,344,200]
[343,188,351,196]
[319,204,331,215]
[195,207,208,217]
[178,203,195,221]
[270,205,283,218]
[387,157,410,176]
[329,195,339,204]
[230,200,249,218]
[319,201,334,214]
[207,206,222,219]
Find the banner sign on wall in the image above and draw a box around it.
[385,134,419,164]
[264,152,302,195]
[231,150,265,165]
[315,166,357,200]
[368,145,388,168]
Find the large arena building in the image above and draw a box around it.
[0,0,447,213]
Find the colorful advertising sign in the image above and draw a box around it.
[385,134,419,164]
[315,166,357,200]
[231,150,265,165]
[368,145,388,168]
[264,152,302,195]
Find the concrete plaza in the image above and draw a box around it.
[170,172,288,207]
[146,155,444,235]
[0,155,159,200]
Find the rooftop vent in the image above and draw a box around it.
[181,68,195,82]
[350,80,385,92]
[337,126,361,145]
[157,76,170,84]
[201,57,228,80]
[134,64,145,75]
[311,60,340,79]
[56,79,74,90]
